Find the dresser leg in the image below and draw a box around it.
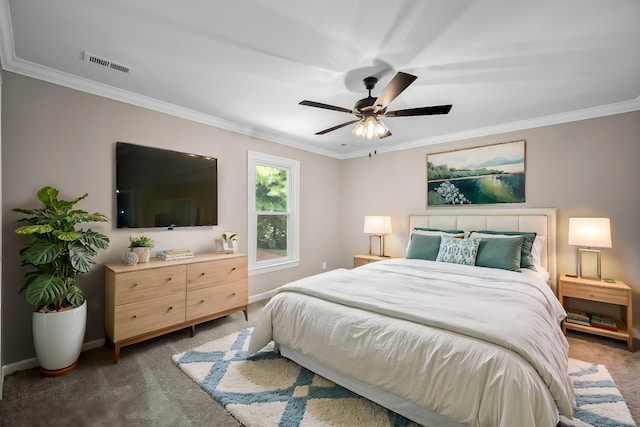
[190,325,196,337]
[113,344,120,364]
[243,308,248,321]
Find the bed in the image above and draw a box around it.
[249,208,575,427]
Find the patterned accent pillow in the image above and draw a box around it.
[436,235,480,265]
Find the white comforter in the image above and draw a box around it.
[249,258,575,427]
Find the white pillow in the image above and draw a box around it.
[412,229,465,237]
[469,231,516,240]
[531,236,546,267]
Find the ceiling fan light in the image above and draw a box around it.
[352,116,389,140]
[352,121,366,137]
[375,119,389,137]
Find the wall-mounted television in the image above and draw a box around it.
[116,142,218,228]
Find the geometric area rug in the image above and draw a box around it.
[173,328,636,427]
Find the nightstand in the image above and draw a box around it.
[353,254,391,268]
[558,274,634,351]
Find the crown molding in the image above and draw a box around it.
[1,0,638,161]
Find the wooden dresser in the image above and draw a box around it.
[105,252,248,363]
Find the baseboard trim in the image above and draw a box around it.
[249,290,276,304]
[1,337,105,380]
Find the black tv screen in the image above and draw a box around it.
[116,142,218,228]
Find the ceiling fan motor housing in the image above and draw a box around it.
[363,76,378,91]
[354,96,379,114]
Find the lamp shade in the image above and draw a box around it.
[568,217,612,248]
[363,216,392,235]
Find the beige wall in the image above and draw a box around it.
[340,111,640,335]
[1,72,344,364]
[2,70,639,365]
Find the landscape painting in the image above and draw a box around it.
[427,140,525,205]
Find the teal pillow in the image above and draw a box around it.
[436,236,480,265]
[406,234,441,261]
[471,230,537,270]
[414,227,464,234]
[475,236,525,272]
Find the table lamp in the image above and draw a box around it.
[364,216,392,256]
[568,217,612,280]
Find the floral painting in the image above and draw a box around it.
[426,140,525,206]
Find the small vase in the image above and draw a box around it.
[131,247,150,263]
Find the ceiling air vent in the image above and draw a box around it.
[83,52,132,75]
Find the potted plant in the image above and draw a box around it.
[222,232,238,253]
[129,234,154,263]
[14,186,109,376]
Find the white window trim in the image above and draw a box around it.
[247,151,300,275]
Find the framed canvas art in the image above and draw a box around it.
[426,140,526,206]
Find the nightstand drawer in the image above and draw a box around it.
[561,282,628,306]
[354,258,375,268]
[353,254,392,268]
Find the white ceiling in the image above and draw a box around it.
[1,0,639,159]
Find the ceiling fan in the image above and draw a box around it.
[299,71,452,142]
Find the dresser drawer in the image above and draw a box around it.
[113,292,186,341]
[561,282,629,306]
[114,265,186,305]
[187,257,248,291]
[186,281,248,321]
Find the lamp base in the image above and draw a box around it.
[368,234,386,257]
[577,248,602,280]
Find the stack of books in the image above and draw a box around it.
[158,249,194,261]
[590,314,618,331]
[565,311,591,327]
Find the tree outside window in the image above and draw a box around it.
[255,165,288,261]
[248,151,299,274]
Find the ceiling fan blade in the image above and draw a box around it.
[383,104,452,117]
[299,100,353,114]
[379,129,392,139]
[315,119,360,135]
[373,72,417,112]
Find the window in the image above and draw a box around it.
[248,151,299,274]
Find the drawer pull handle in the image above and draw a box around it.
[132,283,138,287]
[201,272,206,276]
[168,306,173,310]
[200,300,205,303]
[232,292,236,296]
[132,315,137,319]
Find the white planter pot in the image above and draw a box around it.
[32,300,87,375]
[131,247,150,263]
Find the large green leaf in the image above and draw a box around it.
[53,230,82,241]
[81,230,110,250]
[69,242,94,273]
[15,224,54,235]
[65,284,85,307]
[24,240,61,265]
[25,273,67,306]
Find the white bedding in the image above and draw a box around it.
[249,258,575,427]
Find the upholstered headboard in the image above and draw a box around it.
[408,208,557,290]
